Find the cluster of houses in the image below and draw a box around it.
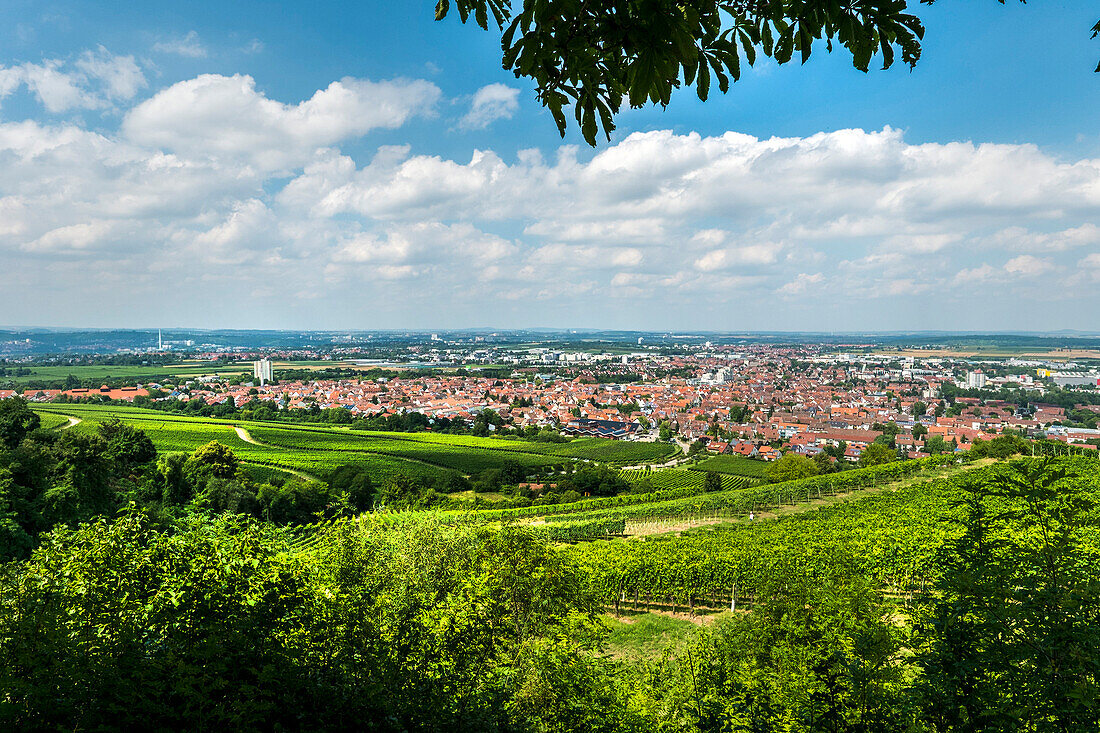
[6,347,1098,460]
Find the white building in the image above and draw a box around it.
[966,370,987,389]
[253,359,273,386]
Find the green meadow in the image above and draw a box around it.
[8,361,251,386]
[32,403,678,483]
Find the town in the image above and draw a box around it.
[8,341,1099,464]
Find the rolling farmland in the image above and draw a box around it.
[30,402,974,528]
[30,403,679,484]
[4,361,253,386]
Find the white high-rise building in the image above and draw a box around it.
[966,370,987,389]
[254,359,273,386]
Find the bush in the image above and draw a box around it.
[766,453,818,483]
[0,513,623,731]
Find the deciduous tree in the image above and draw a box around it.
[437,1,1100,144]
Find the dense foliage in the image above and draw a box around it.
[32,403,677,485]
[0,516,633,731]
[4,392,1100,730]
[0,399,375,561]
[1,455,1098,730]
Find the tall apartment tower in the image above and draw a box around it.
[253,359,273,386]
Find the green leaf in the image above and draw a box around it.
[630,56,657,108]
[501,17,520,51]
[696,59,710,101]
[580,102,597,145]
[880,34,895,70]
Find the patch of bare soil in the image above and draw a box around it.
[610,609,723,626]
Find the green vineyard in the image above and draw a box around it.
[619,467,760,492]
[567,456,1100,614]
[687,454,771,478]
[30,404,677,485]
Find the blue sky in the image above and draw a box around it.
[0,1,1097,331]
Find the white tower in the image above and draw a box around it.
[253,359,273,386]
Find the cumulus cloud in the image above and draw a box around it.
[123,74,442,171]
[1,85,1099,328]
[75,47,146,100]
[953,255,1056,286]
[294,127,1100,233]
[24,220,117,254]
[0,48,145,112]
[331,222,517,283]
[695,241,783,272]
[1003,254,1054,277]
[528,243,644,268]
[459,84,520,130]
[0,60,96,112]
[987,224,1100,252]
[778,272,823,295]
[152,31,207,58]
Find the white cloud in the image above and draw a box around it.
[952,255,1056,285]
[0,67,21,98]
[953,264,1000,285]
[1003,254,1054,277]
[987,224,1100,252]
[0,60,96,112]
[185,199,280,265]
[298,127,1100,234]
[0,48,145,112]
[153,31,207,58]
[523,218,666,244]
[332,222,516,276]
[528,243,644,268]
[881,232,963,254]
[694,243,781,271]
[24,220,116,254]
[459,83,520,130]
[1,90,1099,327]
[778,272,823,295]
[75,46,146,100]
[123,74,442,171]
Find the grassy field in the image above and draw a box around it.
[874,347,1100,360]
[2,359,507,386]
[5,362,251,386]
[688,455,770,478]
[30,404,680,485]
[603,612,703,664]
[60,412,454,482]
[246,425,562,474]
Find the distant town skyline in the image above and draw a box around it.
[1,1,1097,331]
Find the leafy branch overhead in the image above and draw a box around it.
[436,0,1100,145]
